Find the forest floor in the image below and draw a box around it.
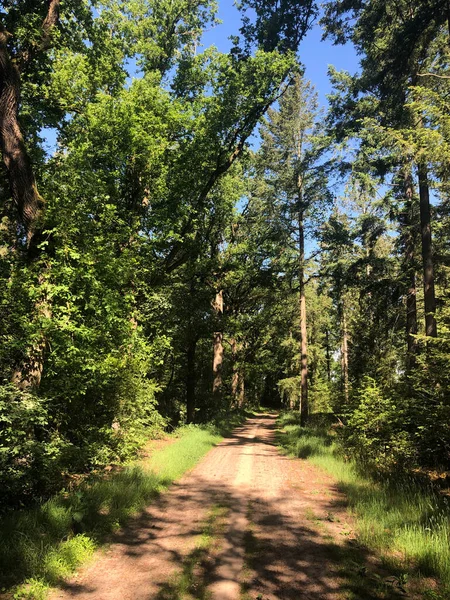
[49,415,410,600]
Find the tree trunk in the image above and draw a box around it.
[418,162,437,338]
[325,328,331,382]
[186,335,197,424]
[402,171,418,369]
[340,299,349,403]
[212,290,224,394]
[1,3,60,387]
[231,337,239,403]
[11,272,51,389]
[0,30,44,245]
[238,370,245,407]
[231,338,245,407]
[299,210,308,425]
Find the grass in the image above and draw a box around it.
[277,412,450,598]
[0,425,222,599]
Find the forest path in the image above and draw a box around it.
[51,415,372,600]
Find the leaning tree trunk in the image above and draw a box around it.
[0,32,45,246]
[1,4,60,388]
[418,162,437,338]
[0,41,48,387]
[299,209,308,426]
[212,290,224,395]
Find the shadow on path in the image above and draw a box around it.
[54,415,405,600]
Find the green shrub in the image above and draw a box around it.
[344,377,416,471]
[0,385,66,506]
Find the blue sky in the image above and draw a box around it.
[202,0,360,110]
[43,2,360,154]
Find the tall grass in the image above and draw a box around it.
[277,412,450,594]
[0,426,222,599]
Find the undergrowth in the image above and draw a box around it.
[0,426,222,599]
[277,411,450,597]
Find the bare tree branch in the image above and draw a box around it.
[417,72,450,80]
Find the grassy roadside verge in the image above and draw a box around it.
[276,412,450,599]
[0,425,223,600]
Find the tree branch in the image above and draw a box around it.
[417,72,450,80]
[18,0,61,70]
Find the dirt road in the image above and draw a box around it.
[51,415,366,600]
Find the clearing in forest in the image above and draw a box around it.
[51,415,403,600]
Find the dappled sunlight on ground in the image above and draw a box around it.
[51,416,404,600]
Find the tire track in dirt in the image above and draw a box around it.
[51,415,382,600]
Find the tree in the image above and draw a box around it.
[257,74,330,423]
[323,0,442,338]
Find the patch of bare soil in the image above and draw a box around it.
[51,416,404,600]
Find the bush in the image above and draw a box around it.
[0,385,66,506]
[344,377,416,471]
[0,365,167,508]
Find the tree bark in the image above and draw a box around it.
[0,1,60,243]
[186,335,197,424]
[0,31,44,244]
[231,337,239,402]
[340,299,349,404]
[231,337,245,407]
[299,209,308,426]
[1,2,60,388]
[212,290,224,394]
[238,370,245,407]
[418,162,437,338]
[402,171,419,368]
[325,328,331,382]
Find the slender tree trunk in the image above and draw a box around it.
[299,209,308,425]
[231,337,239,403]
[402,171,419,369]
[212,289,224,394]
[418,162,437,338]
[186,334,197,424]
[238,370,245,407]
[325,328,331,382]
[340,299,349,403]
[231,337,245,406]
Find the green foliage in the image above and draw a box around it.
[1,0,314,509]
[0,385,63,505]
[344,378,416,471]
[407,337,450,468]
[278,377,301,409]
[277,412,450,594]
[0,425,221,595]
